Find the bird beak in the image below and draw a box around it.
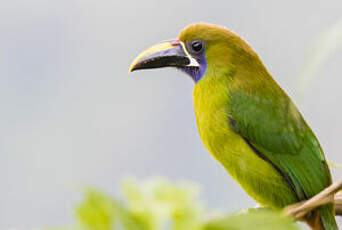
[129,40,199,72]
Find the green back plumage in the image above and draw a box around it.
[179,23,337,230]
[228,68,332,200]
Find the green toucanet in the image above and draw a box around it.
[129,23,337,230]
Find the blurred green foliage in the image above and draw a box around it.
[296,19,342,102]
[50,178,300,230]
[205,210,299,230]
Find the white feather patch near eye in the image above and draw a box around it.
[180,42,200,67]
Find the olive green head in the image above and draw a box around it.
[130,23,259,83]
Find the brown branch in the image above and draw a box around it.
[284,181,342,219]
[334,192,342,215]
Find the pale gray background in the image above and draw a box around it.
[1,0,342,228]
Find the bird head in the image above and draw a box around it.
[129,23,259,83]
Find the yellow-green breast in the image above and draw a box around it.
[193,73,298,207]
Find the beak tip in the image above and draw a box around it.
[128,64,136,73]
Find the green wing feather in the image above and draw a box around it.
[228,87,332,201]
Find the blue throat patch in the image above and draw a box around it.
[179,52,207,83]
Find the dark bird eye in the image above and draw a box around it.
[190,40,204,53]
